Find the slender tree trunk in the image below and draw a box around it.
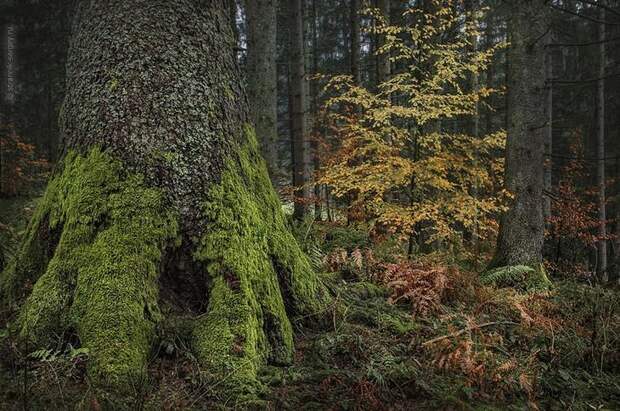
[466,0,480,251]
[289,0,310,220]
[1,0,328,401]
[310,0,323,220]
[376,0,390,85]
[597,6,608,282]
[350,0,361,85]
[491,0,549,269]
[246,0,278,176]
[484,12,495,135]
[544,29,553,223]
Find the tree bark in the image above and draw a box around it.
[0,0,329,400]
[597,5,608,282]
[245,0,278,175]
[491,0,549,269]
[289,0,310,220]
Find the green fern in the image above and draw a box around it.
[481,264,552,292]
[307,243,325,271]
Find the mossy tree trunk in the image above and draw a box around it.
[0,0,329,400]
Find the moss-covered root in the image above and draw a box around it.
[192,126,331,401]
[7,148,177,389]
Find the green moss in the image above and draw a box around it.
[7,148,177,388]
[192,126,330,399]
[1,195,58,306]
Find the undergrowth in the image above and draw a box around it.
[1,220,619,409]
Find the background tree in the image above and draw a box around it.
[289,0,311,219]
[245,0,278,176]
[491,0,550,270]
[596,3,607,281]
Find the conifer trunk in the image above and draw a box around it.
[0,0,329,400]
[596,5,608,282]
[289,0,310,220]
[491,0,549,269]
[246,0,278,175]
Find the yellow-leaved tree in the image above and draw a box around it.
[318,0,507,253]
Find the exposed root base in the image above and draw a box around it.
[0,127,331,400]
[192,126,330,400]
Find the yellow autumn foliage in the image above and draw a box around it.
[318,0,507,246]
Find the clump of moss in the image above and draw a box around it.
[192,126,330,400]
[3,148,178,389]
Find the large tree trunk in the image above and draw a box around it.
[0,0,329,400]
[491,1,549,268]
[246,0,278,176]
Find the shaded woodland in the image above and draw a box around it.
[0,0,619,409]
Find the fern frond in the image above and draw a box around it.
[481,264,551,292]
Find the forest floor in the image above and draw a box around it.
[0,196,619,410]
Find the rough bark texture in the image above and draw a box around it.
[491,0,549,269]
[0,0,329,402]
[289,0,310,220]
[245,0,278,175]
[59,0,244,239]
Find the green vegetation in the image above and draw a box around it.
[1,148,178,391]
[193,127,330,403]
[2,220,619,409]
